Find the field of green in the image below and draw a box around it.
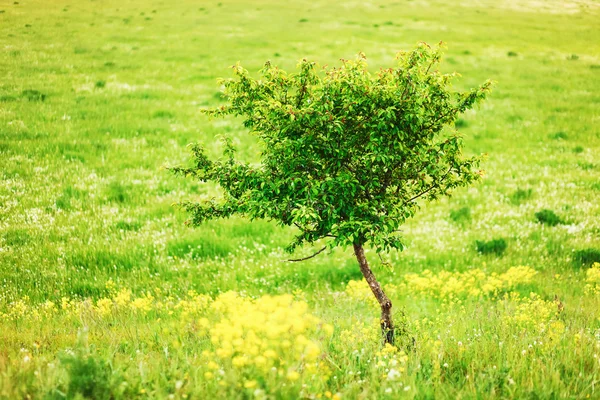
[1,0,600,398]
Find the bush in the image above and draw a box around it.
[21,89,46,101]
[476,238,507,256]
[105,181,129,203]
[550,131,568,140]
[60,353,113,399]
[535,209,562,226]
[510,188,533,205]
[450,207,471,224]
[574,249,600,267]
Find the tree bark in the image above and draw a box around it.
[353,243,395,345]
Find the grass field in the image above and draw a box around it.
[1,0,600,398]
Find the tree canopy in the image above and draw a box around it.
[173,43,492,257]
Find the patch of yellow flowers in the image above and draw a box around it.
[399,265,537,298]
[584,262,600,295]
[0,285,335,395]
[0,285,214,322]
[203,292,333,393]
[344,280,379,308]
[501,292,559,330]
[344,266,537,304]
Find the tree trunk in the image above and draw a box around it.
[353,243,395,345]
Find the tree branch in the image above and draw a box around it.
[294,222,337,241]
[404,166,453,204]
[421,106,458,132]
[287,246,327,262]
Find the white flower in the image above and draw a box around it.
[387,368,401,381]
[404,386,411,391]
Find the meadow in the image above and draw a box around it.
[1,0,600,398]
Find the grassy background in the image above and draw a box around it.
[1,0,600,398]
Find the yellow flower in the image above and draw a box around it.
[96,298,113,317]
[243,380,258,389]
[286,370,300,381]
[114,289,132,307]
[207,361,219,370]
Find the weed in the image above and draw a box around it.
[115,220,143,231]
[60,351,113,399]
[3,229,30,247]
[535,209,562,226]
[476,238,507,256]
[510,188,533,205]
[550,131,568,140]
[21,89,46,101]
[574,249,600,267]
[105,181,129,204]
[152,110,174,119]
[449,207,471,224]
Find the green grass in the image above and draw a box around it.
[1,0,600,398]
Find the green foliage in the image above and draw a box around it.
[535,209,563,226]
[56,186,87,211]
[454,118,468,128]
[60,351,113,399]
[21,89,46,101]
[174,43,492,255]
[105,181,130,204]
[573,248,600,267]
[115,220,143,231]
[550,131,568,140]
[152,110,175,119]
[3,229,31,247]
[476,238,507,256]
[449,206,471,224]
[510,188,533,205]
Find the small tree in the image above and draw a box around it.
[172,42,492,344]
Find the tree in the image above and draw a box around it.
[171,42,492,345]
